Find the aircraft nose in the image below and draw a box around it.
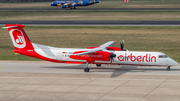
[174,61,179,66]
[169,58,179,66]
[49,2,53,6]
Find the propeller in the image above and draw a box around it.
[110,53,116,64]
[120,40,126,51]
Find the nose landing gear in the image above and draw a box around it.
[166,66,171,71]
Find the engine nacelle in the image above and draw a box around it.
[62,5,67,8]
[87,46,121,51]
[96,51,111,59]
[107,47,121,51]
[78,1,88,6]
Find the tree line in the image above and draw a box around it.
[0,0,54,3]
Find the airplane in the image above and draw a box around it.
[49,0,100,9]
[2,24,178,72]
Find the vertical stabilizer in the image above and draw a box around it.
[2,24,34,50]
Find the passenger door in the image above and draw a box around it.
[57,52,62,61]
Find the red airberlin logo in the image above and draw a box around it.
[15,36,24,44]
[118,53,156,62]
[9,29,26,48]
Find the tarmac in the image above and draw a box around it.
[0,61,180,101]
[1,20,180,26]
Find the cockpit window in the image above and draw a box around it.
[164,55,168,58]
[159,55,164,58]
[158,55,169,58]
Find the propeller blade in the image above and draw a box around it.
[120,43,123,50]
[120,40,126,51]
[110,53,116,64]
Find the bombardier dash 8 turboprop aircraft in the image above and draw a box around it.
[3,24,178,72]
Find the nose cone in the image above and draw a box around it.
[49,2,52,6]
[174,61,179,66]
[169,58,179,66]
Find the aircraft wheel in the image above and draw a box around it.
[96,64,101,67]
[166,67,170,71]
[84,67,90,72]
[74,7,76,9]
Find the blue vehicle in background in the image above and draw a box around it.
[50,0,100,9]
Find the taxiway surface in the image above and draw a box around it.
[1,20,180,26]
[0,61,180,101]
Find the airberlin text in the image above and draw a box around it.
[118,53,156,62]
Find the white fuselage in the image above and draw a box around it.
[32,43,178,66]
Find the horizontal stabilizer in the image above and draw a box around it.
[2,24,25,29]
[2,26,19,29]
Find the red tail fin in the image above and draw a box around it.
[3,24,34,50]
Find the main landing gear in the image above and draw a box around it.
[166,66,171,71]
[84,63,102,72]
[96,64,101,67]
[84,67,89,72]
[84,62,91,72]
[70,6,76,9]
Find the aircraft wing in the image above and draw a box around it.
[99,41,114,49]
[74,41,114,55]
[64,3,70,5]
